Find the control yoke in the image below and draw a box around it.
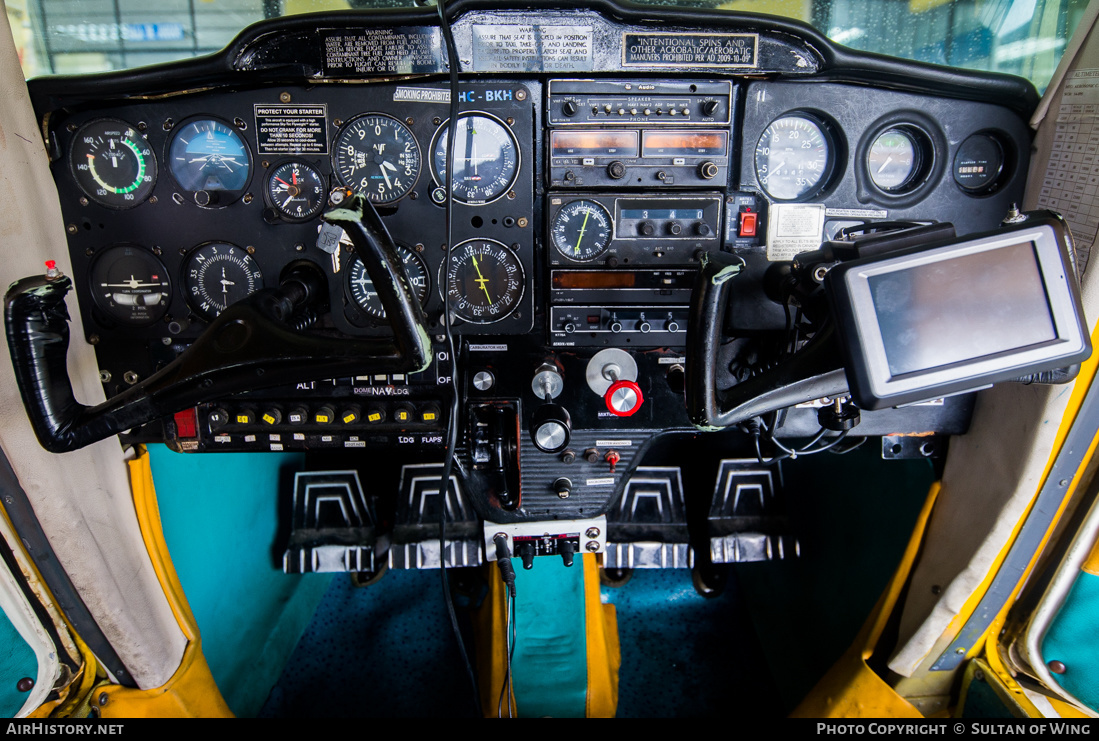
[4,194,432,453]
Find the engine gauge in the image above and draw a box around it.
[953,133,1005,193]
[432,113,520,204]
[89,245,171,326]
[183,242,264,320]
[167,118,252,200]
[551,200,612,261]
[867,129,923,192]
[333,114,420,204]
[440,239,524,324]
[754,115,835,201]
[265,161,326,221]
[70,119,157,209]
[347,243,429,319]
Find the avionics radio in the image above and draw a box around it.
[547,79,734,188]
[545,193,720,348]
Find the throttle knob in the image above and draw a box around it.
[605,380,644,417]
[531,403,572,453]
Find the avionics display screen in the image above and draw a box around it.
[550,130,638,157]
[868,241,1056,376]
[827,219,1090,410]
[641,130,728,157]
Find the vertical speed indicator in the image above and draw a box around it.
[754,115,835,201]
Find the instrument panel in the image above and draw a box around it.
[31,7,1034,524]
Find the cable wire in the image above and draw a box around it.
[435,0,480,717]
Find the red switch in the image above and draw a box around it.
[738,211,758,237]
[604,450,621,473]
[173,409,198,439]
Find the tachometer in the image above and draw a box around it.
[754,115,835,201]
[183,242,264,320]
[89,245,171,325]
[333,114,420,204]
[347,243,429,319]
[432,113,519,205]
[441,239,524,324]
[551,200,612,261]
[265,160,326,221]
[167,118,252,201]
[70,119,157,209]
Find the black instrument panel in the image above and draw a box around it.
[55,80,537,352]
[31,5,1034,521]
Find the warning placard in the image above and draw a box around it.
[254,104,328,155]
[623,33,758,68]
[322,28,444,75]
[472,25,592,72]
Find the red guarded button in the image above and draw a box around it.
[738,211,758,237]
[173,409,198,439]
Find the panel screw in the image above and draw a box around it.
[98,692,109,706]
[333,118,343,128]
[85,248,94,256]
[585,541,600,552]
[16,678,33,692]
[99,370,111,383]
[246,245,256,255]
[506,117,514,126]
[78,197,88,206]
[433,117,441,126]
[507,191,516,200]
[89,334,100,345]
[234,117,247,130]
[1049,660,1067,674]
[279,92,291,103]
[148,196,158,205]
[66,123,76,132]
[137,121,147,131]
[123,371,140,385]
[261,161,270,169]
[517,217,528,228]
[414,243,424,252]
[295,243,305,252]
[243,193,253,204]
[66,224,77,234]
[515,89,527,101]
[406,117,414,126]
[931,584,941,595]
[585,527,600,539]
[162,118,174,131]
[151,246,162,256]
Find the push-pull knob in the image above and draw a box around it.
[530,363,570,453]
[605,380,643,417]
[531,403,572,453]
